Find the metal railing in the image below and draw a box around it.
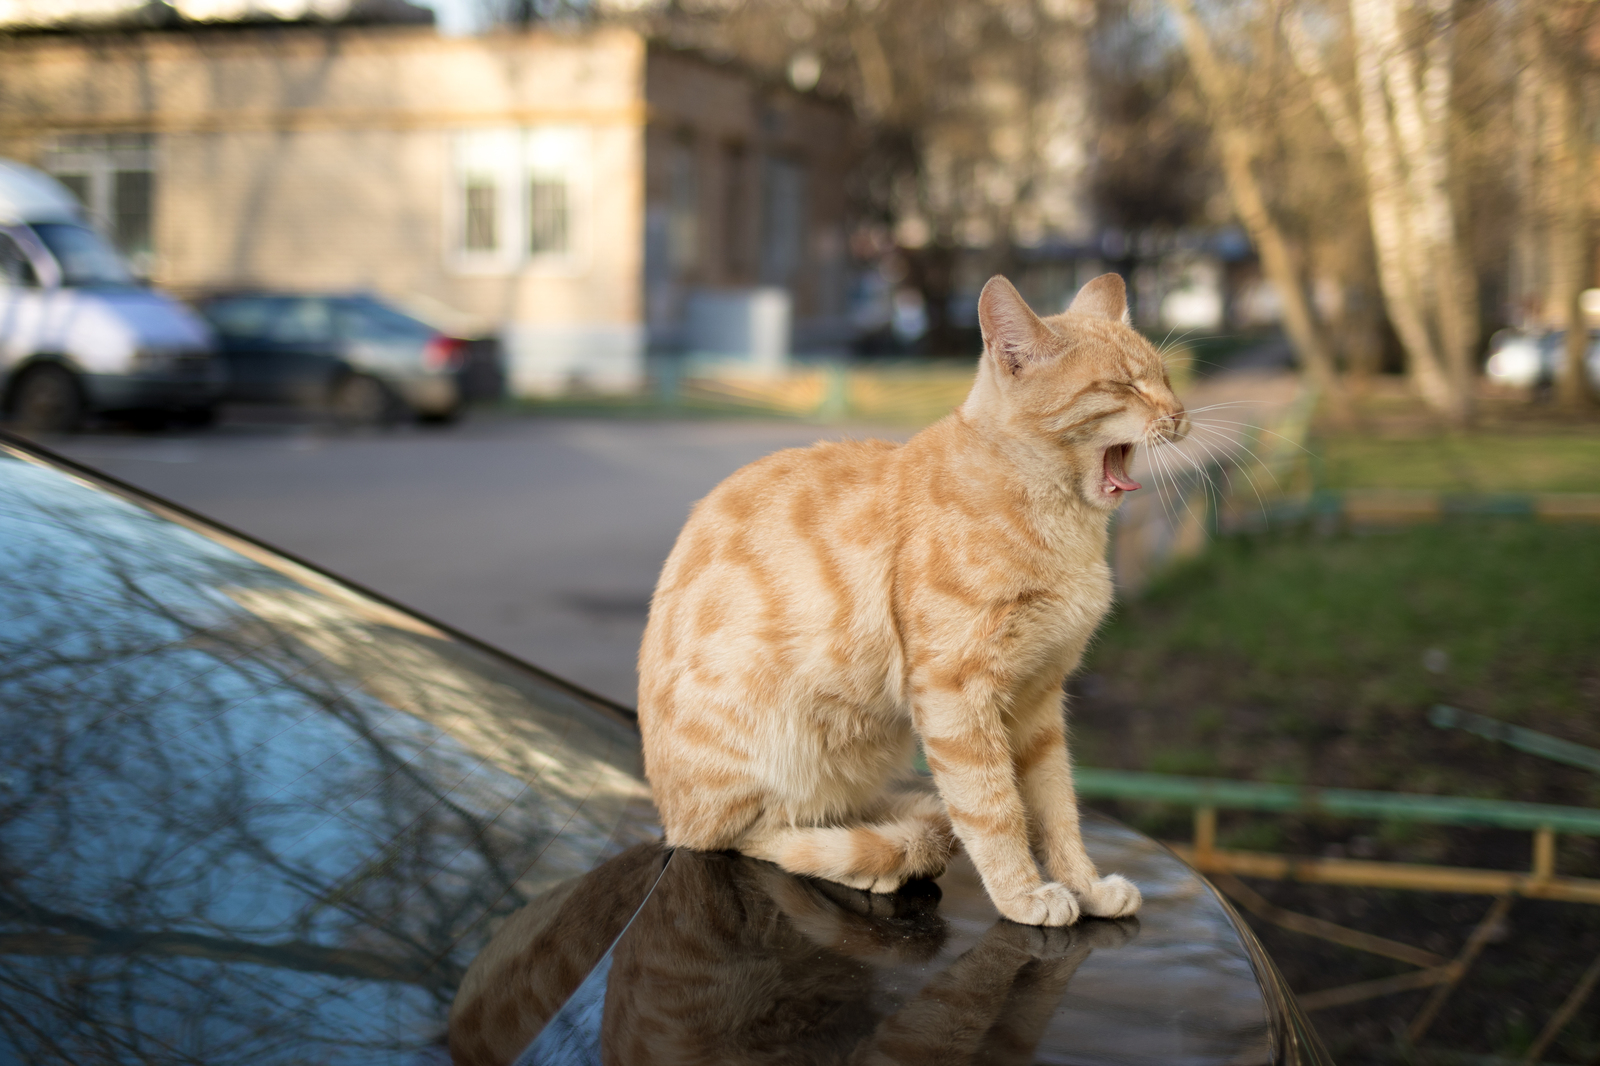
[1073,761,1600,1041]
[1072,767,1600,904]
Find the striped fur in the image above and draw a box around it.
[638,274,1187,926]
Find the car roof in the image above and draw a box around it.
[0,158,83,225]
[195,290,378,303]
[0,431,1327,1066]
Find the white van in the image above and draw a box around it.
[0,159,222,432]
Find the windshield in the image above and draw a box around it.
[338,295,438,343]
[0,440,657,1064]
[29,221,135,287]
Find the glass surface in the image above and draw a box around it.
[29,222,135,288]
[112,169,154,260]
[0,444,657,1065]
[464,180,497,253]
[0,232,36,287]
[472,820,1293,1066]
[54,172,90,208]
[202,296,283,340]
[338,297,436,344]
[527,180,568,256]
[267,297,335,345]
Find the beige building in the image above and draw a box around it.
[0,22,861,394]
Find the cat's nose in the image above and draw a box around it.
[1163,407,1189,443]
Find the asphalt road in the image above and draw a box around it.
[52,413,912,708]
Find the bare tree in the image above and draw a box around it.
[1286,0,1481,423]
[630,0,1100,351]
[1521,1,1600,409]
[1168,0,1351,421]
[479,0,592,26]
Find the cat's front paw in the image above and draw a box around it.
[1078,873,1141,918]
[995,881,1081,926]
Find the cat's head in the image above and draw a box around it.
[967,273,1189,511]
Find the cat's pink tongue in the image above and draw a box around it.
[1104,445,1142,493]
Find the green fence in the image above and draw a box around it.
[1073,767,1600,835]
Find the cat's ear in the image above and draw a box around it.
[979,275,1053,376]
[1068,273,1130,324]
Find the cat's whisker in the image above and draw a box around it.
[1181,424,1286,494]
[1177,428,1248,515]
[1152,439,1211,533]
[1180,417,1264,452]
[1149,444,1185,527]
[1155,327,1199,363]
[1154,325,1180,358]
[1183,400,1270,412]
[1173,356,1244,374]
[1170,435,1228,513]
[1181,429,1274,519]
[1152,435,1209,515]
[1183,417,1318,457]
[1144,437,1191,528]
[1134,435,1177,524]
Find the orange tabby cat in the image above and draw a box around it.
[638,273,1187,925]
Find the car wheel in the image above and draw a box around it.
[332,374,398,427]
[7,364,85,434]
[417,405,461,426]
[172,405,218,429]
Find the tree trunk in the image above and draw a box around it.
[1349,0,1473,423]
[1170,0,1351,424]
[1541,12,1597,409]
[1291,0,1475,424]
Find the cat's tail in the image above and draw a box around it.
[739,793,956,894]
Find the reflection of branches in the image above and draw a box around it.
[0,452,657,1062]
[0,917,447,986]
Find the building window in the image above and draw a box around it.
[666,133,698,274]
[529,178,568,254]
[113,170,152,261]
[55,174,90,207]
[463,178,498,252]
[760,155,807,286]
[41,133,156,275]
[452,126,587,274]
[721,141,748,281]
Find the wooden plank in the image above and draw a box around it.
[1536,493,1600,521]
[1209,873,1445,968]
[1343,490,1441,522]
[1520,949,1600,1065]
[1298,966,1452,1012]
[1171,845,1600,904]
[1407,895,1513,1043]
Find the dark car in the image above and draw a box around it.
[0,430,1330,1066]
[193,292,503,425]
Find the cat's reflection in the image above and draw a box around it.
[450,843,1134,1066]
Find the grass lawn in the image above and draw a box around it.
[1074,520,1600,1062]
[1078,520,1600,822]
[1311,432,1600,493]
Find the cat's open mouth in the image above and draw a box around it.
[1102,443,1142,495]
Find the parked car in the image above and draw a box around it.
[0,159,222,432]
[194,291,503,425]
[0,429,1330,1066]
[1485,327,1600,391]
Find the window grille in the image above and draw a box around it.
[529,179,568,255]
[464,179,497,252]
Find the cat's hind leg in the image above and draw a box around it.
[741,792,955,894]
